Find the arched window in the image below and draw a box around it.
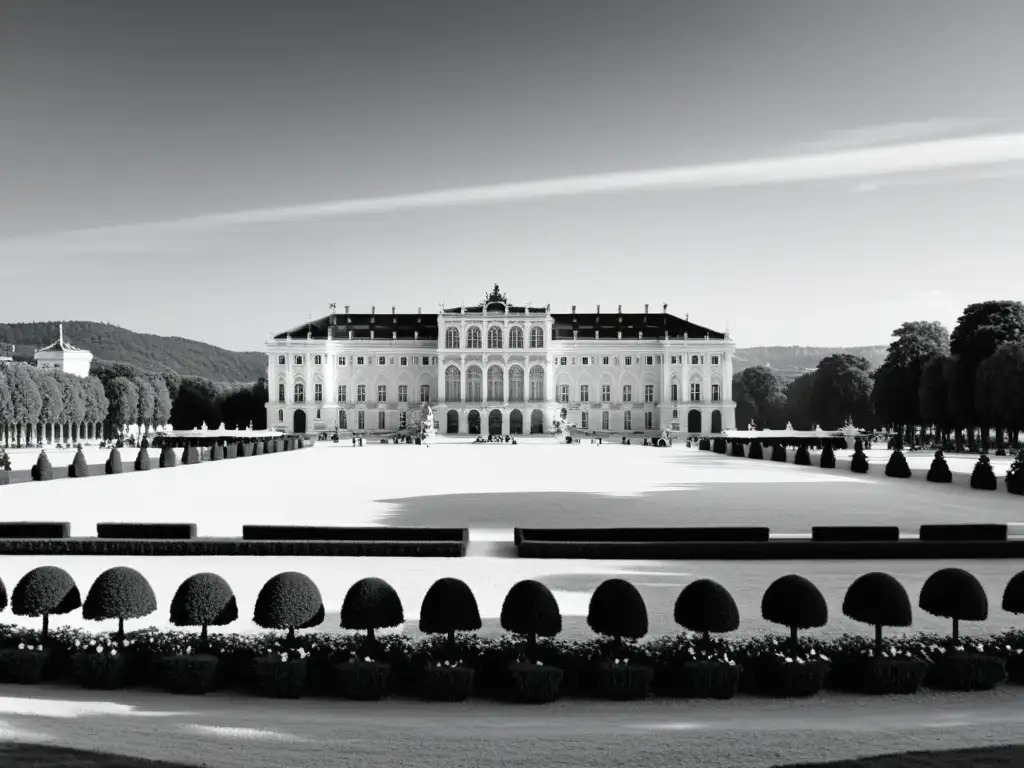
[487,365,503,402]
[277,409,283,422]
[508,366,524,402]
[445,365,461,402]
[529,326,544,348]
[529,365,544,401]
[487,326,502,349]
[466,326,482,348]
[622,385,632,403]
[294,382,305,403]
[445,327,460,349]
[466,366,483,402]
[508,326,523,349]
[278,382,285,402]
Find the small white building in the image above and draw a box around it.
[33,323,94,377]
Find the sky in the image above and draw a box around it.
[1,0,1022,352]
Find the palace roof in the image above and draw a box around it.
[35,324,87,353]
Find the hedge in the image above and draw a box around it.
[514,527,770,544]
[0,522,71,539]
[242,526,467,543]
[811,526,900,542]
[0,539,469,557]
[918,524,1007,542]
[96,523,198,540]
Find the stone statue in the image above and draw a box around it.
[200,421,208,432]
[748,419,757,431]
[247,421,254,431]
[218,422,227,432]
[785,421,794,431]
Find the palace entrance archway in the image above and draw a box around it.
[509,409,523,435]
[687,409,701,434]
[711,410,722,433]
[447,410,459,434]
[293,409,307,434]
[468,410,481,435]
[488,409,502,436]
[530,409,544,434]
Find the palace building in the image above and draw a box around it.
[265,285,737,437]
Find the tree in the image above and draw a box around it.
[784,372,816,430]
[55,373,87,443]
[82,566,158,641]
[105,377,139,437]
[253,571,324,642]
[36,373,65,440]
[170,573,238,643]
[918,355,951,439]
[976,343,1024,444]
[133,377,155,434]
[871,321,950,441]
[340,577,405,646]
[842,572,913,657]
[12,566,82,643]
[7,365,42,445]
[587,578,649,645]
[149,375,173,426]
[738,366,785,427]
[171,377,221,429]
[731,374,757,430]
[810,355,875,429]
[0,367,14,446]
[419,577,482,645]
[81,376,109,437]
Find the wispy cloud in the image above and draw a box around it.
[6,131,1024,256]
[806,117,993,151]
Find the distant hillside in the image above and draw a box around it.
[0,322,265,382]
[733,345,888,384]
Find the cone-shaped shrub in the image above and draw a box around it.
[67,447,90,478]
[134,446,150,471]
[341,577,404,642]
[253,571,324,642]
[31,450,53,481]
[674,579,740,642]
[885,449,911,478]
[182,443,199,465]
[820,442,836,468]
[927,450,952,483]
[1005,452,1024,495]
[159,445,176,468]
[1002,571,1024,615]
[762,574,828,648]
[771,443,786,462]
[794,444,811,465]
[712,438,726,454]
[500,579,562,652]
[141,437,150,449]
[748,440,763,459]
[850,438,868,473]
[587,579,648,642]
[919,568,987,642]
[0,576,7,612]
[170,573,238,642]
[842,572,912,655]
[730,441,744,457]
[104,447,122,474]
[12,566,81,643]
[970,454,997,490]
[419,577,481,644]
[82,566,157,641]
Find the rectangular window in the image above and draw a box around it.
[378,356,386,366]
[398,385,408,403]
[558,385,569,403]
[339,411,347,429]
[422,356,430,366]
[645,412,653,429]
[278,409,283,422]
[338,356,346,366]
[357,356,365,366]
[601,384,611,402]
[711,355,720,365]
[614,357,620,365]
[358,410,365,429]
[278,383,285,402]
[378,411,385,430]
[400,356,407,366]
[295,355,303,365]
[582,356,589,365]
[314,383,323,402]
[691,355,699,365]
[671,355,677,365]
[644,385,654,402]
[602,411,609,430]
[316,408,321,420]
[672,409,678,419]
[645,356,653,366]
[623,385,632,403]
[420,384,430,403]
[278,355,285,365]
[400,411,407,428]
[559,357,567,366]
[603,356,609,365]
[314,355,322,365]
[377,385,387,403]
[625,356,632,366]
[690,382,701,401]
[624,411,632,430]
[357,385,366,402]
[339,385,347,403]
[671,384,678,402]
[581,412,589,429]
[580,384,589,402]
[712,383,721,402]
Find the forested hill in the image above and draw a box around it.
[733,345,888,383]
[0,322,265,383]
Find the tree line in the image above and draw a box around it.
[0,360,267,447]
[732,300,1024,451]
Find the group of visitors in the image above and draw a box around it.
[475,434,518,445]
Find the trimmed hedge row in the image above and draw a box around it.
[0,538,468,557]
[242,526,466,543]
[95,523,198,540]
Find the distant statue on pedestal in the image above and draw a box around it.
[247,421,254,431]
[200,422,208,432]
[785,421,794,431]
[748,419,758,431]
[421,405,436,446]
[217,422,227,432]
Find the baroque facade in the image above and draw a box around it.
[265,286,737,437]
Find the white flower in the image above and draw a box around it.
[96,645,104,654]
[364,656,371,663]
[536,660,544,666]
[110,648,118,657]
[17,643,25,650]
[279,652,289,662]
[820,654,830,662]
[784,657,793,663]
[975,644,984,652]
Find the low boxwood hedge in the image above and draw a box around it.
[242,525,467,542]
[0,538,469,556]
[96,523,198,540]
[0,522,71,539]
[514,527,770,544]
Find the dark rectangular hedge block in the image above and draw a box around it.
[96,523,198,539]
[811,526,900,542]
[513,527,770,545]
[0,538,467,556]
[918,524,1007,542]
[241,525,467,543]
[0,522,71,538]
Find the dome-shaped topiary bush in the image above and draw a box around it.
[83,566,157,640]
[1005,452,1024,495]
[970,455,997,490]
[748,440,763,459]
[419,577,481,644]
[794,444,811,465]
[134,445,150,471]
[850,438,868,474]
[254,571,324,641]
[842,572,912,655]
[182,442,200,465]
[341,577,404,642]
[674,578,740,643]
[919,568,987,642]
[820,442,836,469]
[0,576,7,612]
[771,443,786,462]
[31,450,53,481]
[587,578,648,643]
[68,447,90,478]
[730,441,745,457]
[500,579,562,653]
[712,438,726,454]
[927,450,952,483]
[170,572,238,642]
[13,566,81,642]
[1002,570,1024,615]
[762,574,828,648]
[159,445,176,468]
[885,449,911,478]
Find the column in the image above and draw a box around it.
[703,352,711,404]
[545,356,556,402]
[682,352,690,402]
[724,349,734,401]
[502,409,509,434]
[502,359,509,404]
[460,354,467,404]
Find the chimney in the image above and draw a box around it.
[392,306,396,315]
[59,323,64,345]
[596,304,600,314]
[571,305,576,314]
[663,303,668,313]
[344,305,350,315]
[645,303,649,313]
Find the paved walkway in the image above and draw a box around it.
[0,682,1021,768]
